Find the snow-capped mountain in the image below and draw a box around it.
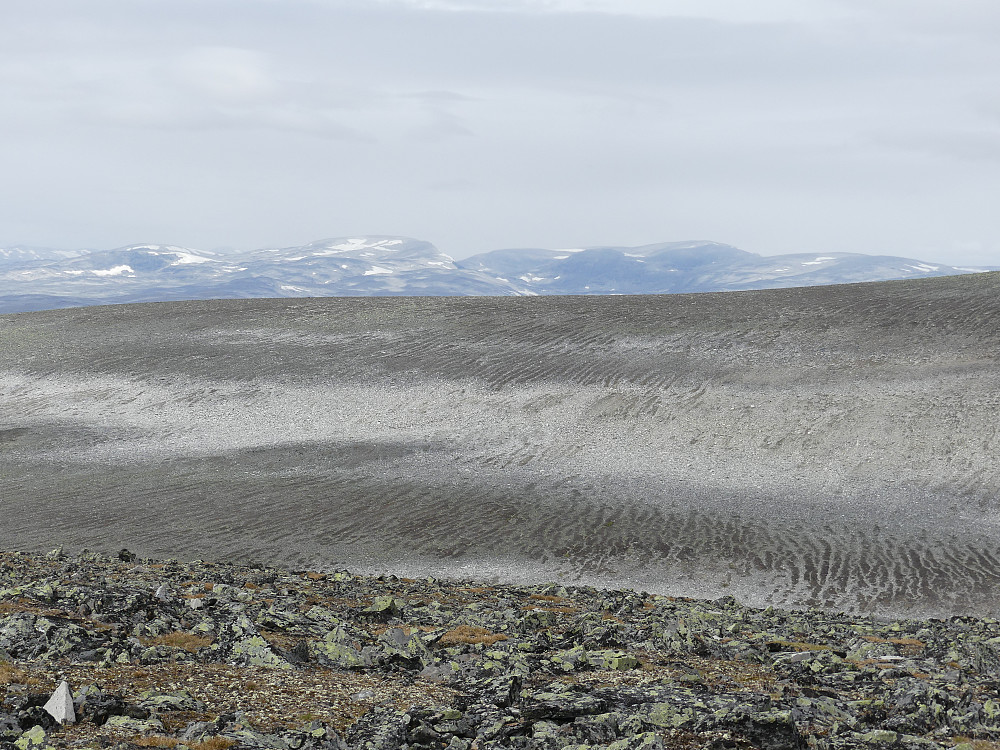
[456,241,995,295]
[0,237,993,313]
[0,246,87,265]
[238,237,512,297]
[0,237,523,313]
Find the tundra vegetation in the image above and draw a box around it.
[3,550,1000,749]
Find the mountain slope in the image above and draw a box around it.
[457,240,992,294]
[2,272,999,617]
[0,236,993,313]
[0,237,523,313]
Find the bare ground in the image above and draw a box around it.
[2,272,999,617]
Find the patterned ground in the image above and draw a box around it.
[2,272,999,617]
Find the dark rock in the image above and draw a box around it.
[9,550,1000,748]
[521,686,608,721]
[345,707,408,750]
[17,706,56,731]
[723,711,803,750]
[211,614,293,669]
[0,713,19,739]
[74,689,126,727]
[573,712,621,743]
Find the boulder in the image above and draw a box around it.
[212,614,293,669]
[41,682,74,725]
[13,725,55,750]
[103,715,165,733]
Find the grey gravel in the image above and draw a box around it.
[1,272,999,618]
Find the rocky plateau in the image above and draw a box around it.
[4,550,1000,750]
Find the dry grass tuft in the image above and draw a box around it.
[766,640,830,653]
[191,738,238,750]
[860,635,925,656]
[889,637,926,656]
[136,738,236,750]
[951,739,1000,750]
[135,737,180,748]
[527,605,579,615]
[437,625,509,647]
[0,661,39,687]
[139,632,214,652]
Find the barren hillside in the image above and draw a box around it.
[2,272,998,617]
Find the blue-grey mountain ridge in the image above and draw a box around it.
[0,237,993,313]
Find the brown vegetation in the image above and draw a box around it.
[139,633,214,652]
[766,640,831,653]
[136,737,236,750]
[437,625,508,647]
[0,661,38,687]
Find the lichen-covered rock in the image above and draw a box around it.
[642,701,697,730]
[345,707,408,750]
[103,714,165,733]
[10,551,1000,748]
[0,616,44,660]
[220,724,292,749]
[572,712,621,744]
[136,689,205,713]
[587,650,639,671]
[550,645,588,672]
[378,627,431,666]
[13,725,55,750]
[360,596,405,621]
[72,684,126,726]
[607,732,664,750]
[309,625,373,669]
[0,712,20,740]
[212,614,293,669]
[521,685,609,721]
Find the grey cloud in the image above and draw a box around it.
[169,46,277,104]
[864,129,1000,164]
[372,0,852,23]
[0,0,996,266]
[834,0,1000,36]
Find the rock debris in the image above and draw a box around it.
[2,549,1000,749]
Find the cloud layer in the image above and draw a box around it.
[1,0,998,265]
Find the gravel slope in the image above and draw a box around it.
[1,273,998,617]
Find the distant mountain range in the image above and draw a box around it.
[0,237,993,314]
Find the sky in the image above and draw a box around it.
[1,1,999,266]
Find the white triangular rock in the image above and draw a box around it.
[154,583,170,601]
[43,680,76,725]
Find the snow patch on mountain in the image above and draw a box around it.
[91,265,135,277]
[0,235,995,314]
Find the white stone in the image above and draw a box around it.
[43,681,76,725]
[154,584,170,601]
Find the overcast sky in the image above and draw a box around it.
[1,1,999,265]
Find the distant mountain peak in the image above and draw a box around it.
[0,235,994,314]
